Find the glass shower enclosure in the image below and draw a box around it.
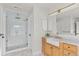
[6,10,28,51]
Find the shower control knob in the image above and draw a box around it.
[0,33,5,38]
[2,36,4,38]
[29,34,31,36]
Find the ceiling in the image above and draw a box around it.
[0,3,72,14]
[36,3,71,13]
[0,3,33,12]
[57,4,79,19]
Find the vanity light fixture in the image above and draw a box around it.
[58,9,61,13]
[48,3,76,16]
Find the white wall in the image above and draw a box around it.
[32,5,48,55]
[48,15,57,34]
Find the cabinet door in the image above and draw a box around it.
[63,43,77,52]
[44,43,52,56]
[52,46,60,56]
[42,38,46,55]
[59,43,64,56]
[64,50,77,56]
[42,38,44,54]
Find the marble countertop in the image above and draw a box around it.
[46,36,79,46]
[62,37,79,46]
[46,37,60,46]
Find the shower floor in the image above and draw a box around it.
[6,44,28,51]
[5,48,32,56]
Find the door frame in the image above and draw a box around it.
[0,6,7,56]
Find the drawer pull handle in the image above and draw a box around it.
[50,47,52,48]
[68,53,70,55]
[68,47,70,48]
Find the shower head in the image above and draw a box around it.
[15,16,21,19]
[15,12,21,19]
[13,6,21,19]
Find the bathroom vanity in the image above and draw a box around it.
[42,37,60,56]
[42,36,79,56]
[43,5,79,56]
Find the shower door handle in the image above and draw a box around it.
[0,34,4,38]
[29,34,31,36]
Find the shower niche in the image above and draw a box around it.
[6,10,30,52]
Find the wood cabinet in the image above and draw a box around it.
[42,37,60,56]
[63,43,77,56]
[44,43,60,56]
[52,46,60,56]
[42,37,47,55]
[63,43,77,52]
[44,43,52,56]
[60,43,77,56]
[42,37,78,56]
[59,43,64,56]
[64,50,76,56]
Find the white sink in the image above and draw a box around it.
[47,37,60,46]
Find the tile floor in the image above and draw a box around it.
[5,49,32,56]
[5,49,43,56]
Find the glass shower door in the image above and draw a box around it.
[6,11,28,51]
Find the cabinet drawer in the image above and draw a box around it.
[64,50,77,56]
[63,43,77,52]
[52,46,60,56]
[44,43,53,56]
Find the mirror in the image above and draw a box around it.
[56,13,74,35]
[47,6,79,36]
[56,7,79,36]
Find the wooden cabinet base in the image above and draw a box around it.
[42,37,78,56]
[52,46,60,56]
